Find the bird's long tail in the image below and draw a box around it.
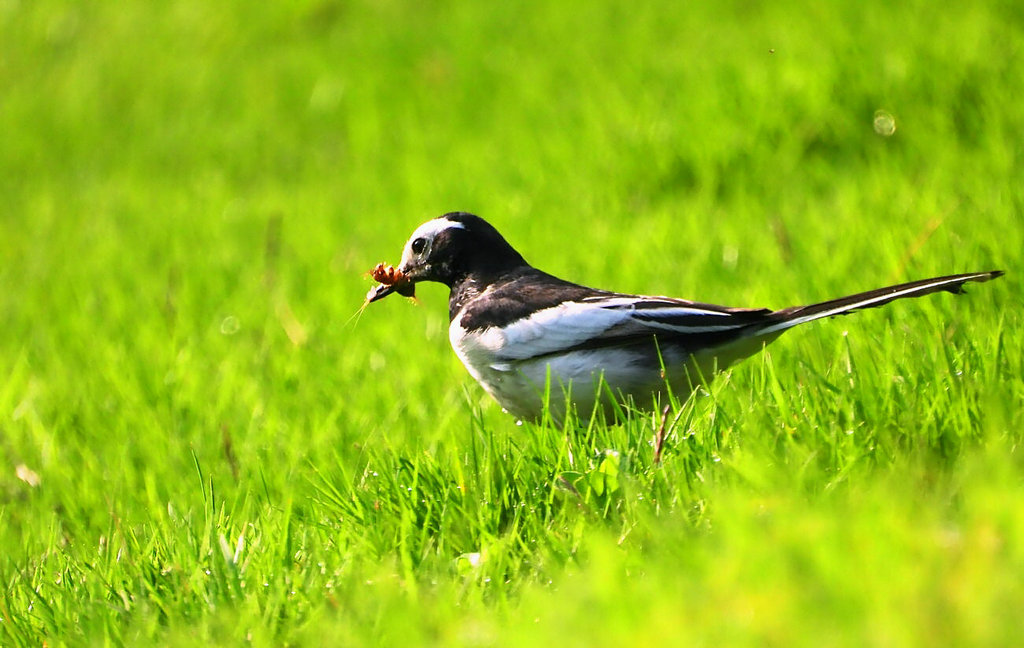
[756,270,1003,336]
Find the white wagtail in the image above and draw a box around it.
[367,212,1002,423]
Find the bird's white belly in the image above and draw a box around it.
[449,318,684,422]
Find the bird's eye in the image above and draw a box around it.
[411,237,427,255]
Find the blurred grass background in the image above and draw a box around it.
[1,0,1022,645]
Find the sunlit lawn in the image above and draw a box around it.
[1,0,1022,645]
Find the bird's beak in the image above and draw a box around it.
[365,262,420,303]
[366,281,416,303]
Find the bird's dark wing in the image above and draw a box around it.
[490,295,773,361]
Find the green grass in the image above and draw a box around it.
[2,0,1022,645]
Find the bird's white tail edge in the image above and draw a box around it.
[755,270,1003,337]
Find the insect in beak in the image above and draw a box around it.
[364,263,416,303]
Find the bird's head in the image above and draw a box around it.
[367,212,526,302]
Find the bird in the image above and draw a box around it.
[366,212,1003,424]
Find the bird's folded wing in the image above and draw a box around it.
[496,296,773,361]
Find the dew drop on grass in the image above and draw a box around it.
[220,316,240,335]
[873,109,897,136]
